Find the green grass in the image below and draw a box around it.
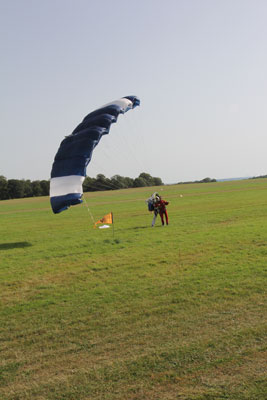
[0,180,266,399]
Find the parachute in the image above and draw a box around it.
[50,96,140,213]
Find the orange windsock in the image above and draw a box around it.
[94,212,113,228]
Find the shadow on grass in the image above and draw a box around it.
[128,225,162,230]
[0,242,32,250]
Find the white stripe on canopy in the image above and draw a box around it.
[50,175,84,197]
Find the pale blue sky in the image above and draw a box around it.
[1,0,267,183]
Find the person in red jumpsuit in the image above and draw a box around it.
[155,196,169,226]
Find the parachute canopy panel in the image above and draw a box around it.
[50,95,140,214]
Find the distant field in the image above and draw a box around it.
[0,180,266,400]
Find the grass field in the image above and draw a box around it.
[0,179,266,400]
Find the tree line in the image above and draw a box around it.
[0,173,163,200]
[250,174,267,179]
[177,177,217,184]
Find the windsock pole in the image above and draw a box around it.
[112,212,114,238]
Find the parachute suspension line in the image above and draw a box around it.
[121,114,147,174]
[111,114,146,176]
[82,195,95,225]
[90,112,146,182]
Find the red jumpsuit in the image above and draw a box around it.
[155,199,169,225]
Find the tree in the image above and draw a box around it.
[7,180,25,199]
[139,172,154,186]
[123,176,134,188]
[31,181,42,197]
[152,177,163,186]
[133,177,147,187]
[40,180,49,196]
[200,177,217,183]
[111,175,128,189]
[23,180,33,198]
[0,176,8,200]
[94,174,112,191]
[83,176,96,192]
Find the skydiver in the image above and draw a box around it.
[154,196,169,226]
[151,193,160,227]
[146,192,160,227]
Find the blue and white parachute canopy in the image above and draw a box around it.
[50,96,140,213]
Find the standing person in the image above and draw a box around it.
[155,196,169,226]
[151,194,160,227]
[146,193,160,227]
